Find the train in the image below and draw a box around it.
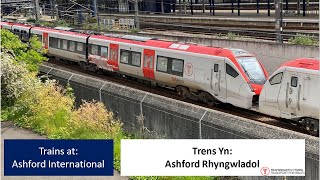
[260,58,319,133]
[1,21,318,134]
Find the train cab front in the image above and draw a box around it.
[236,56,268,105]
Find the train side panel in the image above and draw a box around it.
[88,37,111,71]
[224,58,255,109]
[277,67,319,120]
[87,38,255,109]
[118,44,144,77]
[11,25,31,42]
[1,22,13,30]
[259,67,320,120]
[47,32,87,63]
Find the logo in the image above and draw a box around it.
[260,167,270,176]
[185,63,193,76]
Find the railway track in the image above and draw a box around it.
[43,60,318,137]
[140,21,318,42]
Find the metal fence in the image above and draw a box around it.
[39,64,319,180]
[34,0,319,19]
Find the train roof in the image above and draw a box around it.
[12,23,32,28]
[90,34,239,60]
[0,21,14,26]
[1,21,251,61]
[281,58,319,70]
[32,26,88,37]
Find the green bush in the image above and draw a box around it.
[27,18,36,23]
[227,32,237,40]
[54,20,71,27]
[289,34,318,46]
[0,53,35,109]
[130,28,140,33]
[87,18,98,23]
[0,29,47,72]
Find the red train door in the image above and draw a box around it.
[143,49,155,80]
[109,43,119,71]
[43,32,48,49]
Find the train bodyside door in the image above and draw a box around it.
[43,32,48,49]
[211,62,226,100]
[143,49,155,80]
[109,43,119,71]
[259,71,284,117]
[278,70,302,119]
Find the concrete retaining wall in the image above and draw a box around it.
[106,31,319,75]
[40,64,319,180]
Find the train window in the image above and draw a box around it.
[226,64,239,78]
[214,64,219,72]
[49,37,55,48]
[76,42,83,52]
[91,45,99,55]
[291,76,298,87]
[172,59,183,73]
[58,39,61,49]
[144,55,149,67]
[62,40,68,50]
[120,50,129,64]
[149,56,154,68]
[269,72,283,85]
[49,37,59,48]
[157,56,168,72]
[69,41,75,52]
[132,52,141,67]
[110,49,118,61]
[38,35,42,42]
[101,47,108,58]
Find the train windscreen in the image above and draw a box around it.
[236,57,267,85]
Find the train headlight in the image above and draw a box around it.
[248,83,255,92]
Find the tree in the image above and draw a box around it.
[0,53,33,107]
[0,29,47,72]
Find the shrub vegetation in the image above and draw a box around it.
[289,34,318,46]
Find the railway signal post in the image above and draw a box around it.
[134,0,140,30]
[275,0,283,44]
[34,0,40,21]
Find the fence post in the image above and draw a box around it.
[199,110,207,139]
[67,74,74,84]
[99,82,106,102]
[46,68,53,76]
[140,94,147,117]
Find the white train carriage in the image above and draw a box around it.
[0,21,14,31]
[259,58,319,132]
[11,24,32,42]
[31,27,89,63]
[88,35,268,109]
